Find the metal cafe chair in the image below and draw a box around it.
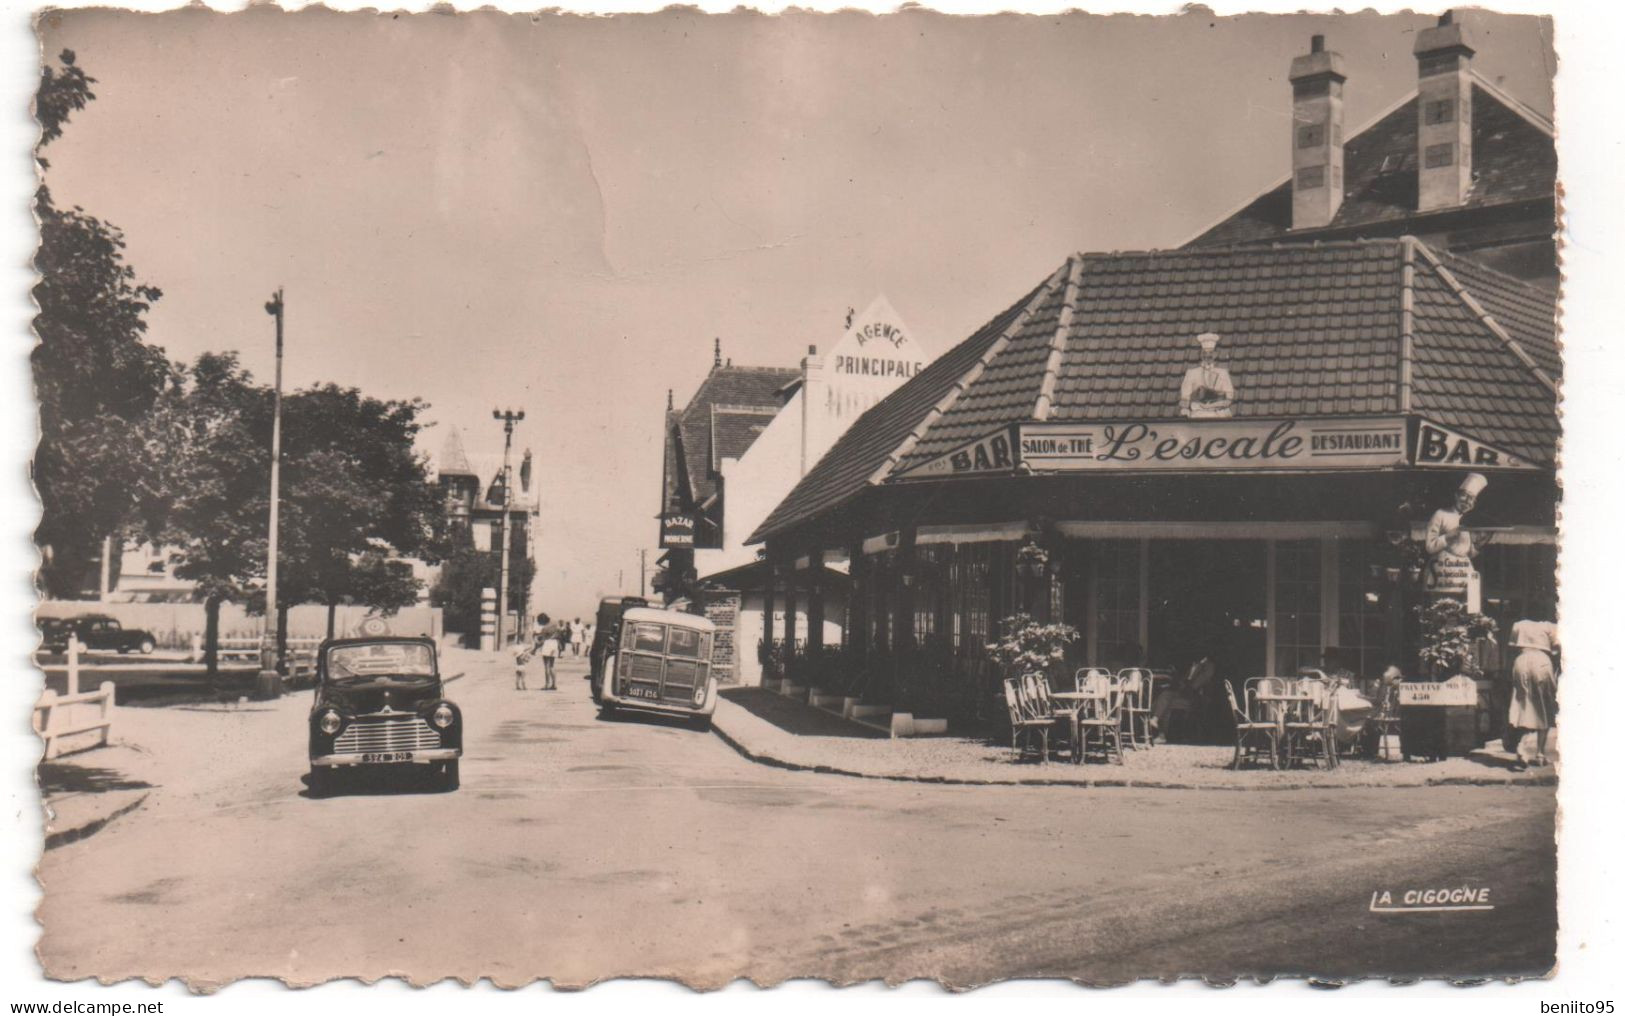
[1282,678,1340,769]
[1365,681,1403,761]
[1022,672,1078,761]
[1074,671,1124,765]
[1073,667,1112,692]
[1003,677,1061,764]
[1224,680,1279,770]
[1117,668,1154,749]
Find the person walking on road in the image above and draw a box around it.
[512,637,534,691]
[538,627,559,690]
[569,617,585,656]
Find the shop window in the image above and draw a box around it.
[1095,540,1141,667]
[912,546,945,642]
[1336,540,1391,677]
[1274,540,1321,674]
[961,544,992,651]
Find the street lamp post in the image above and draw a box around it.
[493,408,525,650]
[256,288,286,701]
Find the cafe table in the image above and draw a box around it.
[1049,690,1106,764]
[1252,688,1316,765]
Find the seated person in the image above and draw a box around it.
[1150,656,1215,744]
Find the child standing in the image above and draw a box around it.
[512,638,534,691]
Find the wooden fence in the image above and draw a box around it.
[34,639,115,760]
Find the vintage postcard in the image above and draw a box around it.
[15,0,1594,995]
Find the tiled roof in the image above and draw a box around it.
[711,404,779,472]
[1188,81,1555,249]
[1431,249,1560,379]
[664,364,799,510]
[1408,244,1560,466]
[749,238,1558,545]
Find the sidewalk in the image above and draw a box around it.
[711,688,1557,790]
[37,742,161,849]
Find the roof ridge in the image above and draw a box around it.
[1410,239,1559,397]
[1032,256,1085,421]
[1398,238,1418,413]
[1470,70,1554,136]
[864,260,1070,487]
[1076,238,1404,260]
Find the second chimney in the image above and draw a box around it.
[1288,34,1348,230]
[1414,12,1476,212]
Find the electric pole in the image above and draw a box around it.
[493,408,525,650]
[256,288,285,700]
[639,548,647,598]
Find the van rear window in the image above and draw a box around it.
[668,627,706,658]
[628,622,666,654]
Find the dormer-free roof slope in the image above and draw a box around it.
[749,238,1557,546]
[1187,79,1555,250]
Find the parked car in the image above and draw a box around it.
[38,614,157,655]
[595,606,718,730]
[588,595,647,698]
[307,636,461,796]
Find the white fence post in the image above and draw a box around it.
[99,681,115,749]
[66,635,80,697]
[191,633,203,663]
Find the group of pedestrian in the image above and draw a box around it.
[512,612,595,692]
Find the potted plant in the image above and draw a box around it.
[1415,598,1497,681]
[1015,541,1050,580]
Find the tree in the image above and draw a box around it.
[142,353,271,677]
[267,384,440,644]
[33,50,172,596]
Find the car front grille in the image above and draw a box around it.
[334,716,443,754]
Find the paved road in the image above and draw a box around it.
[37,653,1556,988]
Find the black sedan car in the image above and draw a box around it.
[39,614,158,654]
[307,636,461,796]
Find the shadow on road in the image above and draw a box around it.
[299,768,455,799]
[719,687,889,739]
[38,763,154,795]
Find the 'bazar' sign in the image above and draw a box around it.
[660,514,695,548]
[1017,417,1408,472]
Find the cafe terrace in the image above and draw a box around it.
[743,237,1559,730]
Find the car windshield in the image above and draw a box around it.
[325,642,436,681]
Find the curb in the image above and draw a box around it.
[708,716,1557,792]
[44,792,150,851]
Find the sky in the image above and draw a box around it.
[33,7,1555,619]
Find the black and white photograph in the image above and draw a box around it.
[4,0,1621,1002]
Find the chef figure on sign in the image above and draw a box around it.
[1424,472,1488,599]
[1179,331,1235,419]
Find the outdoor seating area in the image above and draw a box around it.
[1223,671,1403,771]
[1002,667,1163,765]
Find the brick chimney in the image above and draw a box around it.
[1288,34,1348,230]
[799,343,825,478]
[1414,11,1475,212]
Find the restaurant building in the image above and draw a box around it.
[745,22,1558,729]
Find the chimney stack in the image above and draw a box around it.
[1414,10,1476,212]
[1288,34,1348,230]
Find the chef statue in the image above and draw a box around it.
[1423,472,1488,602]
[1179,331,1235,419]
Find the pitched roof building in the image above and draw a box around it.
[741,16,1558,728]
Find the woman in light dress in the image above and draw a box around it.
[1507,618,1558,771]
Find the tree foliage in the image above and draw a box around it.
[33,49,172,597]
[429,525,535,646]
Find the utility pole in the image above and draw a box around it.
[639,548,647,598]
[493,408,525,650]
[256,288,285,701]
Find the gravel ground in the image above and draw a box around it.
[713,689,1557,789]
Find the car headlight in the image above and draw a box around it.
[431,703,456,729]
[318,710,342,735]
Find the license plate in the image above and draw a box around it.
[627,685,660,700]
[360,751,413,763]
